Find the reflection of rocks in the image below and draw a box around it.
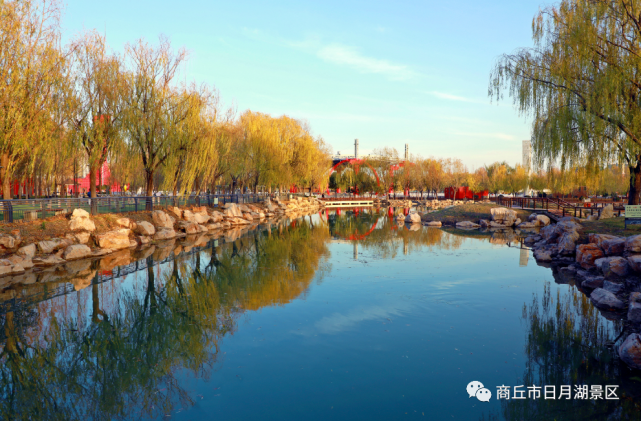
[99,250,131,271]
[132,245,156,261]
[456,221,479,229]
[64,259,92,276]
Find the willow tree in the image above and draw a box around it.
[123,37,188,197]
[490,0,641,204]
[0,0,66,199]
[68,31,127,199]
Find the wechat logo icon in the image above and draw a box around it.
[467,381,492,402]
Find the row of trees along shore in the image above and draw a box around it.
[491,0,641,205]
[330,151,629,198]
[0,0,332,200]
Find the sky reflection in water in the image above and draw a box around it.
[0,209,639,421]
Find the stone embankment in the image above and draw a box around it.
[524,216,641,370]
[0,196,324,285]
[439,207,550,230]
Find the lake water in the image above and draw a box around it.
[1,209,639,421]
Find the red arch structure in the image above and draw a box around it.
[330,158,381,187]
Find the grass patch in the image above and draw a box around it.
[581,217,641,237]
[420,202,532,225]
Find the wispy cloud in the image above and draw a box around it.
[317,44,417,81]
[450,131,516,141]
[429,91,486,104]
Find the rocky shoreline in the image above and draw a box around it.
[0,196,325,289]
[523,215,641,370]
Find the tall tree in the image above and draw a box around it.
[68,30,126,199]
[491,0,641,204]
[0,0,66,199]
[123,36,188,197]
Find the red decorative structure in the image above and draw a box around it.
[444,187,489,200]
[330,158,381,187]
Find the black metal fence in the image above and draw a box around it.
[0,193,268,223]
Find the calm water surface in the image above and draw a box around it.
[1,209,640,420]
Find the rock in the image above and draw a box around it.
[490,207,518,226]
[426,221,442,227]
[534,249,552,261]
[92,249,114,257]
[628,255,641,272]
[7,255,33,270]
[405,213,421,224]
[73,232,91,244]
[69,208,96,232]
[587,214,599,221]
[16,244,36,258]
[576,243,604,268]
[168,206,183,219]
[177,221,200,235]
[535,214,550,226]
[33,255,66,267]
[151,210,174,229]
[517,221,537,228]
[154,228,177,241]
[595,256,616,271]
[558,234,578,255]
[540,225,558,242]
[599,204,614,220]
[626,234,641,253]
[582,276,605,289]
[589,234,619,249]
[134,221,155,236]
[619,333,641,370]
[37,239,70,254]
[590,288,625,310]
[0,234,18,252]
[603,257,629,277]
[603,280,625,295]
[456,221,479,229]
[115,217,135,229]
[62,244,92,260]
[95,229,131,250]
[138,235,151,245]
[629,301,641,322]
[602,238,625,255]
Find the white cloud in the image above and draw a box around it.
[313,303,408,334]
[429,91,486,104]
[317,44,417,81]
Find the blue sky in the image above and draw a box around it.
[63,0,544,169]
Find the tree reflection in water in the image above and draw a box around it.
[327,208,464,259]
[482,282,641,421]
[0,217,330,421]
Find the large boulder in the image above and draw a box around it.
[535,214,550,226]
[62,244,92,260]
[628,255,641,272]
[16,244,36,258]
[602,257,629,277]
[599,204,614,220]
[456,221,480,229]
[69,208,96,232]
[33,255,66,267]
[602,238,626,256]
[490,207,518,226]
[619,333,641,370]
[154,228,177,241]
[576,243,604,268]
[582,276,605,289]
[425,221,442,227]
[115,217,135,229]
[37,239,71,254]
[540,225,558,243]
[589,234,619,249]
[134,221,156,236]
[151,210,174,229]
[558,231,580,255]
[626,234,641,253]
[177,221,201,235]
[534,249,552,261]
[95,229,131,250]
[590,288,625,310]
[168,206,183,219]
[405,213,421,224]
